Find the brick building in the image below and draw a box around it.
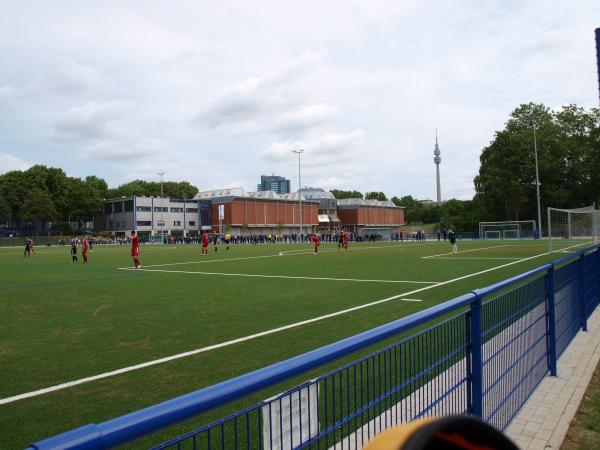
[195,188,319,235]
[96,190,404,239]
[336,198,405,239]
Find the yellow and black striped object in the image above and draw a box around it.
[363,416,519,450]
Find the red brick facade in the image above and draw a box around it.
[337,206,404,226]
[211,199,319,227]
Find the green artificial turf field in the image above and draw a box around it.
[0,238,587,448]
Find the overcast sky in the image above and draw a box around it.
[1,1,599,200]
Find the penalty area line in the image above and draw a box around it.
[0,242,585,406]
[421,244,514,259]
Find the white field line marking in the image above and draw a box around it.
[421,244,514,259]
[137,253,301,268]
[139,243,416,268]
[117,268,440,284]
[277,243,414,256]
[395,298,422,302]
[0,242,585,406]
[429,257,524,261]
[0,287,436,406]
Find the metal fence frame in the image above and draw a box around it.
[28,245,600,450]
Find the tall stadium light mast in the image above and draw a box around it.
[595,28,600,105]
[158,172,165,243]
[292,149,304,236]
[533,124,542,237]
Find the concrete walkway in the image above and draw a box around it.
[505,307,600,449]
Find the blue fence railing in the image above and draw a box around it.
[28,245,600,450]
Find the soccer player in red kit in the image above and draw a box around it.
[201,232,209,255]
[131,231,141,268]
[342,231,349,251]
[82,237,89,264]
[311,234,320,254]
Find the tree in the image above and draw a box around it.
[107,180,199,199]
[330,189,363,199]
[0,171,28,219]
[474,102,600,225]
[365,191,388,201]
[0,194,11,224]
[21,189,58,235]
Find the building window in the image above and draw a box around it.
[189,221,196,226]
[104,203,113,214]
[124,200,133,212]
[136,206,151,212]
[186,208,198,213]
[154,206,168,212]
[136,221,151,226]
[156,221,165,227]
[114,202,123,213]
[170,207,184,213]
[173,221,181,226]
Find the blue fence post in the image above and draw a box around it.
[546,264,558,376]
[469,293,483,418]
[579,253,588,332]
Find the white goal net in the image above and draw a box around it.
[479,221,537,240]
[547,205,600,251]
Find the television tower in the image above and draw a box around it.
[434,130,442,203]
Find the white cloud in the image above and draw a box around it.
[79,137,166,161]
[0,83,37,106]
[52,100,129,141]
[48,57,103,94]
[1,1,599,199]
[199,50,334,136]
[261,129,366,162]
[274,104,339,133]
[0,154,30,174]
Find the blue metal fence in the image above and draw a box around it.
[29,245,600,450]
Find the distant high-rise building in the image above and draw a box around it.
[257,174,291,194]
[433,130,442,203]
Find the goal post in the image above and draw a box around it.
[479,220,537,240]
[547,205,599,251]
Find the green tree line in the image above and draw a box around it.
[0,167,200,231]
[474,103,600,224]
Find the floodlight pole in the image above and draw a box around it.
[533,124,542,237]
[158,172,165,243]
[292,149,304,237]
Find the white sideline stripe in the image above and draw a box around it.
[429,257,524,261]
[116,268,439,284]
[0,242,585,406]
[395,298,422,302]
[421,244,514,259]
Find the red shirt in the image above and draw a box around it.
[132,235,140,251]
[312,235,320,245]
[82,239,88,252]
[202,234,209,245]
[343,234,349,244]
